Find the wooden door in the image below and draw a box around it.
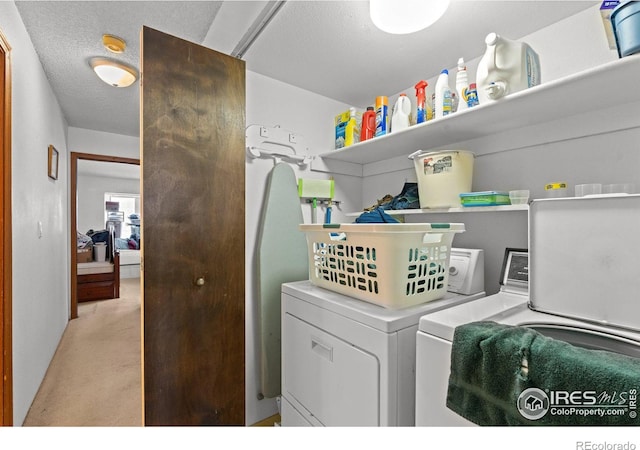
[141,27,245,425]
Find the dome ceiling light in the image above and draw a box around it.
[90,57,138,88]
[370,0,450,34]
[89,34,137,88]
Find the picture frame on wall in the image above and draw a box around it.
[48,144,59,180]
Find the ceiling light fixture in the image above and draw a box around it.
[89,57,138,88]
[370,0,450,34]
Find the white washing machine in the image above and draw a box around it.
[281,249,485,427]
[416,196,640,426]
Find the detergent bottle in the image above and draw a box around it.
[434,69,452,119]
[391,94,411,133]
[360,106,376,142]
[476,32,541,104]
[375,96,389,137]
[455,57,469,113]
[344,107,358,147]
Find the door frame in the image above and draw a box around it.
[70,152,139,319]
[0,27,12,426]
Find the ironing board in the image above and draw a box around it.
[257,163,309,398]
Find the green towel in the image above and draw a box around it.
[446,321,640,426]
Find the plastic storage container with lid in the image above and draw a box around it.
[611,1,640,57]
[459,191,510,207]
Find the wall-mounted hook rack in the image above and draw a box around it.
[246,124,312,167]
[246,146,312,166]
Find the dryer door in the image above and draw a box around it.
[283,313,380,426]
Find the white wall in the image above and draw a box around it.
[77,174,140,235]
[0,2,70,425]
[67,127,139,159]
[244,70,359,424]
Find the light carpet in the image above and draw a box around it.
[23,278,142,426]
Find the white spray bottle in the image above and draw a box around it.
[455,58,469,113]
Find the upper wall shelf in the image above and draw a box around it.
[318,55,640,165]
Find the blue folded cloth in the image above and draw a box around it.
[447,321,640,426]
[354,208,400,223]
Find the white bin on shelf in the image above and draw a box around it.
[409,149,474,208]
[299,223,465,309]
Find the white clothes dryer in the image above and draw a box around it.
[415,196,640,426]
[281,249,485,427]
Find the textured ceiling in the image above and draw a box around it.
[15,1,222,137]
[15,1,598,138]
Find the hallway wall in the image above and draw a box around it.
[0,2,70,425]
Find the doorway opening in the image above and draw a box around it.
[70,152,139,319]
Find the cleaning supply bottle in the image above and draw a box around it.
[344,107,358,147]
[431,93,436,120]
[466,83,479,108]
[434,69,452,119]
[455,57,469,113]
[391,94,411,133]
[360,106,376,142]
[414,80,428,124]
[375,96,389,137]
[476,32,541,104]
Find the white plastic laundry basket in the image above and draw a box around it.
[300,223,465,309]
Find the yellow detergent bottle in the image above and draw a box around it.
[345,107,358,147]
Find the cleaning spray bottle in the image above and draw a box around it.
[455,57,469,113]
[414,80,429,124]
[434,69,452,119]
[391,94,411,133]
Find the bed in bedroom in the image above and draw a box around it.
[77,252,120,302]
[77,228,121,302]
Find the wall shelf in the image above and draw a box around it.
[318,55,640,165]
[390,204,529,214]
[345,204,528,217]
